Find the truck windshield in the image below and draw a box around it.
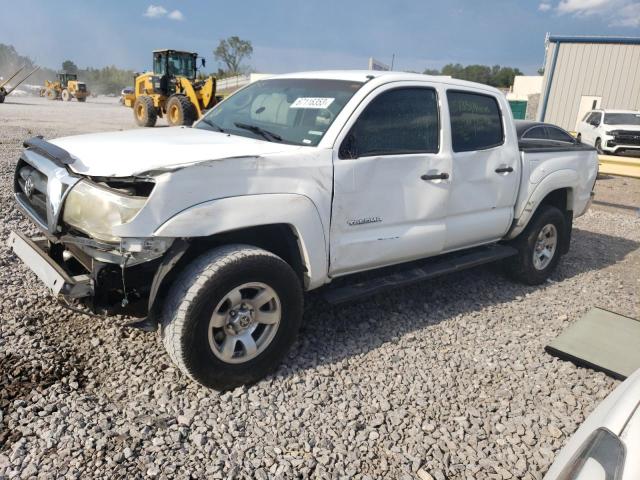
[604,113,640,125]
[196,79,363,146]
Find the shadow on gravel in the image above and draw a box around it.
[285,228,639,375]
[0,348,86,452]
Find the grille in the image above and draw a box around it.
[612,130,640,146]
[15,159,48,226]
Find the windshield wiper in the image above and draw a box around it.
[200,117,225,132]
[234,122,282,142]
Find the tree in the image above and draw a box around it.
[62,60,78,74]
[430,63,523,88]
[214,36,253,75]
[423,68,440,75]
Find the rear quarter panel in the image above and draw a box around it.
[508,148,597,239]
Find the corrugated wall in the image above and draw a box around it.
[540,42,640,130]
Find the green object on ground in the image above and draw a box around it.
[546,307,640,380]
[509,100,527,120]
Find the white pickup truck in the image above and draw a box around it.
[9,71,598,389]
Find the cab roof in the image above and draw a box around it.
[270,70,504,95]
[152,49,197,55]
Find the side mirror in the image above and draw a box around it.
[201,58,206,68]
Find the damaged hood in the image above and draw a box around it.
[50,127,302,177]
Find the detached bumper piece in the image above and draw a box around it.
[8,231,92,298]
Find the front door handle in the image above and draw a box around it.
[421,172,449,181]
[495,166,514,173]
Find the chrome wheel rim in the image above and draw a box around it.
[533,224,557,270]
[208,282,281,364]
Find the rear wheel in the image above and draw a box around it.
[0,91,5,103]
[61,89,71,101]
[133,95,157,127]
[505,205,567,285]
[160,245,303,390]
[77,96,86,103]
[166,95,197,126]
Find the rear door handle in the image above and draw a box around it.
[421,172,449,181]
[495,166,514,173]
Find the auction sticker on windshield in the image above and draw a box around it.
[290,97,335,109]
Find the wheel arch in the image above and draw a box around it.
[148,223,310,318]
[152,193,328,290]
[507,170,577,241]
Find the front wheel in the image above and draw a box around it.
[166,95,197,126]
[160,245,303,390]
[595,138,603,154]
[505,205,567,285]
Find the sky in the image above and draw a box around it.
[1,0,639,75]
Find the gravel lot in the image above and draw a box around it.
[1,97,639,479]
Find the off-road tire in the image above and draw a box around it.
[45,88,58,100]
[61,89,71,101]
[133,95,157,127]
[166,95,197,126]
[505,205,567,285]
[0,92,5,104]
[160,245,303,390]
[77,97,86,103]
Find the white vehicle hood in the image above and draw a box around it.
[50,127,302,177]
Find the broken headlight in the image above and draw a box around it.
[62,180,147,243]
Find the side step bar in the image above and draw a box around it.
[322,244,518,305]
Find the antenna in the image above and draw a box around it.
[390,54,395,71]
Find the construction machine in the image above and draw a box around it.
[0,65,40,103]
[124,49,217,127]
[41,73,89,102]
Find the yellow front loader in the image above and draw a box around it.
[41,73,89,102]
[124,49,217,127]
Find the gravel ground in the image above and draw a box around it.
[1,97,640,479]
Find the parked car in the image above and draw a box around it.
[515,120,580,146]
[8,71,598,389]
[576,109,640,155]
[544,368,640,479]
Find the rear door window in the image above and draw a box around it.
[447,91,504,152]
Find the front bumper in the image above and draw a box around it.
[8,231,92,298]
[8,229,174,317]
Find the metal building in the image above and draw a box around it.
[538,35,640,132]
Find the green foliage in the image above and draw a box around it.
[62,60,78,74]
[214,36,253,75]
[423,63,524,88]
[80,66,136,95]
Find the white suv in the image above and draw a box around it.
[577,109,640,155]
